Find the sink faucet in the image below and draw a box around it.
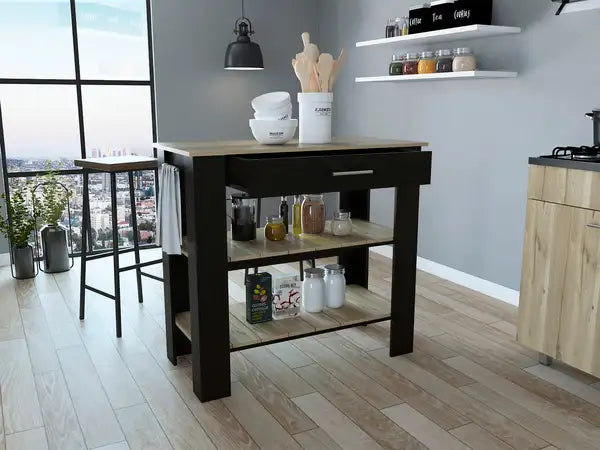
[587,109,600,146]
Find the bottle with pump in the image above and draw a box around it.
[292,195,302,236]
[279,196,289,233]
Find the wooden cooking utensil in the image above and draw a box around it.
[329,48,346,89]
[316,53,334,92]
[294,56,312,93]
[301,32,320,65]
[309,63,320,93]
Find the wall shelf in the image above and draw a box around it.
[356,71,518,83]
[558,0,600,14]
[355,25,521,48]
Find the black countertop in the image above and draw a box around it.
[529,156,600,173]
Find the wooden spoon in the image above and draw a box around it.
[294,56,312,93]
[301,32,320,65]
[309,63,320,93]
[316,53,334,93]
[329,48,346,90]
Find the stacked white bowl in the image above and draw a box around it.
[250,92,298,145]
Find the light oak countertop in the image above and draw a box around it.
[153,138,429,158]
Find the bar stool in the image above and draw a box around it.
[74,156,161,338]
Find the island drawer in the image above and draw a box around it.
[226,149,431,196]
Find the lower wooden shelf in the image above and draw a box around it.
[174,285,390,351]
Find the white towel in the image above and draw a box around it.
[157,164,182,255]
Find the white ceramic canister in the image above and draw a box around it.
[302,267,325,313]
[298,92,333,144]
[324,264,345,309]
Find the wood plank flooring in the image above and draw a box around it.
[0,250,599,449]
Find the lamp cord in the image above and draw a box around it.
[241,0,245,19]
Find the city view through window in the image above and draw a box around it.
[0,0,156,253]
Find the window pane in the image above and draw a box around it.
[0,85,81,172]
[0,0,75,79]
[76,0,149,80]
[82,85,153,157]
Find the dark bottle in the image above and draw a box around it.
[279,196,289,233]
[389,54,404,76]
[385,18,396,38]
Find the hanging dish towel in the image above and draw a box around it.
[157,163,182,255]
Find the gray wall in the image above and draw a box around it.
[318,0,600,290]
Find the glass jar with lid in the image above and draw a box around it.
[403,53,419,75]
[301,194,325,234]
[324,264,346,309]
[418,51,436,74]
[265,216,286,241]
[303,268,325,313]
[389,54,404,76]
[435,49,453,73]
[331,210,353,236]
[452,47,476,72]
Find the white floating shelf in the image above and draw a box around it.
[355,71,518,83]
[559,0,600,13]
[356,25,521,48]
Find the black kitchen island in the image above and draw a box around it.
[154,138,431,402]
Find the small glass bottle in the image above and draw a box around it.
[401,16,409,36]
[265,216,286,241]
[331,211,353,236]
[292,195,302,236]
[303,268,325,313]
[385,18,396,38]
[418,51,436,74]
[324,264,345,309]
[301,194,325,235]
[393,17,403,37]
[389,54,404,76]
[435,49,453,73]
[403,53,419,75]
[453,47,477,72]
[279,196,288,233]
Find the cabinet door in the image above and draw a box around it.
[558,208,600,377]
[518,200,572,357]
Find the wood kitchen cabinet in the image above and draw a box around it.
[519,163,600,377]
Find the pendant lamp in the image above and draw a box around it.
[224,0,264,70]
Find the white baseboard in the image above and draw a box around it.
[0,252,9,267]
[370,245,520,307]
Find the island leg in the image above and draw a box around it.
[185,156,230,402]
[390,185,420,356]
[338,190,370,287]
[163,253,190,364]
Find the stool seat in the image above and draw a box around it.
[74,156,157,172]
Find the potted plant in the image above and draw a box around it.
[33,169,72,273]
[0,190,37,279]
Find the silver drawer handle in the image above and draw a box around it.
[587,223,600,230]
[332,170,374,177]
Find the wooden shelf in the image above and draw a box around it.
[355,25,521,48]
[181,219,393,265]
[356,71,517,83]
[558,0,600,14]
[174,285,390,351]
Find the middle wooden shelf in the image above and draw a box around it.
[181,219,394,269]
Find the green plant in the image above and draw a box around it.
[0,190,36,248]
[34,167,72,227]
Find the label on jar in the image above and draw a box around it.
[432,12,443,23]
[454,8,471,20]
[314,107,332,117]
[409,17,422,27]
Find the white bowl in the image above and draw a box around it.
[252,92,291,112]
[254,103,292,121]
[249,119,298,145]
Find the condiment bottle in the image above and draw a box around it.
[324,264,345,309]
[389,54,404,76]
[453,47,476,72]
[394,17,403,37]
[292,195,302,236]
[401,16,409,36]
[403,53,420,75]
[303,268,325,313]
[279,196,288,233]
[385,18,396,38]
[301,194,325,234]
[435,49,453,73]
[265,216,286,241]
[418,51,436,74]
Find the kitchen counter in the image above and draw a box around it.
[529,156,600,173]
[154,138,432,402]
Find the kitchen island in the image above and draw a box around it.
[154,138,431,402]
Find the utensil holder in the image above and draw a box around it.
[298,92,333,144]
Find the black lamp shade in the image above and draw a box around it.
[224,18,264,70]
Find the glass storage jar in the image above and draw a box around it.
[265,216,286,241]
[301,194,325,234]
[303,268,325,313]
[403,53,419,75]
[435,49,453,73]
[389,54,404,76]
[453,47,476,72]
[418,51,436,74]
[324,264,345,309]
[331,211,353,236]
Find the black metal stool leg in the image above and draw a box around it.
[110,173,122,338]
[128,171,143,303]
[79,170,89,320]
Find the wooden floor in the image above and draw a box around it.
[0,250,599,450]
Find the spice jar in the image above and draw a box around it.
[418,51,436,74]
[403,53,419,75]
[301,194,325,234]
[453,47,476,72]
[331,210,352,236]
[389,54,404,76]
[303,268,325,313]
[324,264,345,309]
[264,216,286,241]
[435,49,453,73]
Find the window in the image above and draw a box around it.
[0,0,156,253]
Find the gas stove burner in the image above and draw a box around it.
[551,146,600,161]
